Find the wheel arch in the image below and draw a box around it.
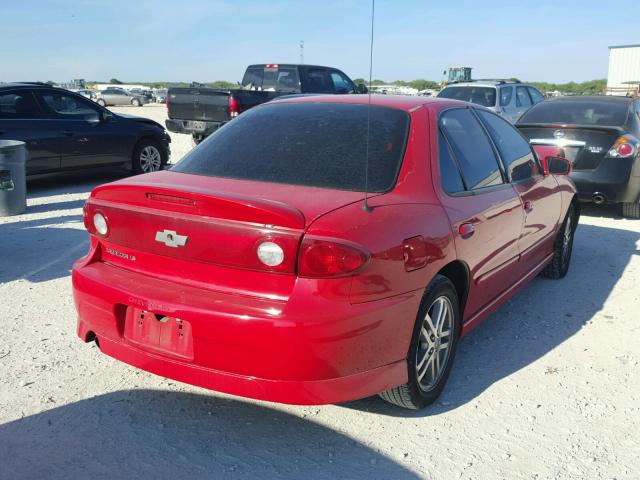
[435,260,470,319]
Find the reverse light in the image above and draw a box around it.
[298,238,369,278]
[607,135,637,158]
[257,241,285,267]
[228,96,239,118]
[93,212,108,236]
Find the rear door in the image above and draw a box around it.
[498,86,518,122]
[436,108,524,319]
[476,109,561,272]
[0,89,61,174]
[515,86,532,121]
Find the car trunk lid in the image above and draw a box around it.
[518,124,623,170]
[84,171,366,300]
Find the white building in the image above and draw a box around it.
[606,44,640,96]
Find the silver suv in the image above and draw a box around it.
[437,80,545,123]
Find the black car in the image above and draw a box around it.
[0,83,170,176]
[517,95,640,218]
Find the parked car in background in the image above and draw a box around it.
[517,95,640,218]
[154,89,168,103]
[0,83,170,175]
[96,88,149,107]
[74,95,577,411]
[129,88,154,103]
[76,89,98,100]
[438,80,545,123]
[166,63,367,143]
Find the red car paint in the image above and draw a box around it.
[72,95,576,405]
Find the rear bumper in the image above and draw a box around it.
[572,156,640,204]
[165,119,225,137]
[72,260,418,405]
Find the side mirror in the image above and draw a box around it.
[101,111,115,123]
[541,155,572,176]
[355,83,368,94]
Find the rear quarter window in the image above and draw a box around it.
[438,87,497,107]
[173,102,410,193]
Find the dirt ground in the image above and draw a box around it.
[0,105,638,480]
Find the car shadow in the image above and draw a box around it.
[579,203,623,220]
[0,215,87,284]
[343,222,640,417]
[0,390,420,480]
[26,170,127,199]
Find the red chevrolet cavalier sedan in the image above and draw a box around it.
[73,95,578,410]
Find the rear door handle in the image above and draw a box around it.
[524,200,533,213]
[458,223,475,239]
[62,130,73,137]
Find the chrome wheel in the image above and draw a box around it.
[416,296,454,392]
[560,211,573,267]
[139,145,162,172]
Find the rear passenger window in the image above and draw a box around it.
[242,68,263,88]
[0,91,42,119]
[499,87,513,107]
[477,110,538,182]
[440,109,504,190]
[438,130,465,194]
[528,87,545,104]
[516,87,532,108]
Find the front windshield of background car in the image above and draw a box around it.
[519,100,629,126]
[438,86,497,107]
[172,102,410,192]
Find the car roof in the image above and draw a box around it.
[268,94,471,112]
[0,82,65,91]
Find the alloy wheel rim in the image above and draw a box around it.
[140,146,161,172]
[561,212,573,266]
[416,296,454,392]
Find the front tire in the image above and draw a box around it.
[132,139,165,174]
[131,98,141,107]
[379,275,461,410]
[622,202,640,219]
[97,99,106,107]
[540,203,577,279]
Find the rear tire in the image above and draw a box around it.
[378,275,461,410]
[540,203,577,279]
[622,202,640,219]
[97,99,106,107]
[132,139,166,174]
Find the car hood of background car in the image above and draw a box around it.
[92,170,373,229]
[116,113,163,129]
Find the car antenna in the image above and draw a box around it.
[362,0,375,213]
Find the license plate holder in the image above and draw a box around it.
[124,307,194,360]
[192,120,206,131]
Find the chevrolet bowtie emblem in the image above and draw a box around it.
[155,229,188,248]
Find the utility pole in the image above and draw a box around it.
[299,40,304,64]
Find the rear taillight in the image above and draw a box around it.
[298,238,369,278]
[228,96,239,118]
[607,135,638,158]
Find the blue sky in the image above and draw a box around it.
[1,0,638,83]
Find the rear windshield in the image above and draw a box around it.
[519,100,629,126]
[172,102,410,192]
[438,86,497,107]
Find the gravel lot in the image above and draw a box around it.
[0,104,639,479]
